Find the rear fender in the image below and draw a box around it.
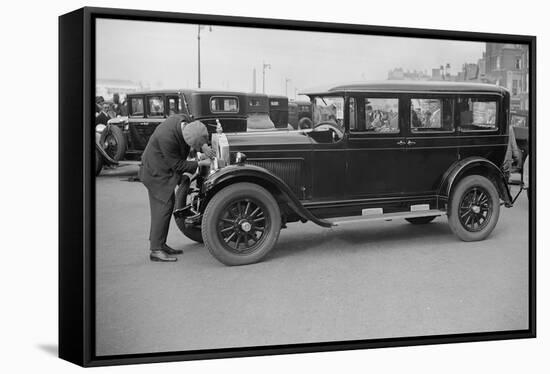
[202,164,332,227]
[439,156,513,207]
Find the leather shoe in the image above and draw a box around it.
[150,250,177,262]
[162,244,183,255]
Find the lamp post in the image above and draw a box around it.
[197,25,212,88]
[285,78,291,97]
[262,62,271,94]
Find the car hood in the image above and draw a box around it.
[225,129,314,150]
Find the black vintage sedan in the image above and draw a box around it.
[174,81,514,266]
[107,89,249,160]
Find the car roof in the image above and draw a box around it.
[300,80,508,95]
[128,89,247,96]
[268,95,288,100]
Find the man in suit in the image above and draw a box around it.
[95,102,111,126]
[140,114,215,262]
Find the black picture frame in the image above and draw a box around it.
[59,6,536,367]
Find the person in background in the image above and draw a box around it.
[503,124,521,179]
[95,101,111,126]
[112,93,123,117]
[95,96,104,118]
[140,115,215,262]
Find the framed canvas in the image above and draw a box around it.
[59,6,536,367]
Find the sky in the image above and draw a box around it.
[96,18,486,98]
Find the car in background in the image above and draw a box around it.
[510,109,529,166]
[107,89,249,160]
[245,93,276,131]
[288,100,313,129]
[268,95,290,129]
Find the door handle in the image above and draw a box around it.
[396,140,406,145]
[407,140,416,146]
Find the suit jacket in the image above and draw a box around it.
[95,111,110,126]
[140,115,198,203]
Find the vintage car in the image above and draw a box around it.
[288,100,313,129]
[268,95,290,129]
[107,89,249,160]
[510,109,529,166]
[245,93,276,131]
[174,81,514,266]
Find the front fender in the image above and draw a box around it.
[439,156,512,207]
[203,164,332,227]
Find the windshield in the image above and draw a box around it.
[312,96,344,128]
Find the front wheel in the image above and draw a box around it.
[202,183,281,266]
[448,175,500,241]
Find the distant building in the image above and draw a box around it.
[431,68,442,80]
[388,68,430,81]
[96,79,143,101]
[484,43,529,110]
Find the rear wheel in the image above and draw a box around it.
[448,175,500,241]
[202,183,281,266]
[405,216,437,224]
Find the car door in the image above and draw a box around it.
[308,95,347,201]
[402,95,459,195]
[346,95,409,198]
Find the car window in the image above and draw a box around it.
[129,97,144,117]
[148,96,164,117]
[457,97,498,131]
[360,98,399,133]
[166,96,181,116]
[312,96,344,128]
[410,98,454,133]
[511,114,527,127]
[210,97,239,113]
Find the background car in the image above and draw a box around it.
[288,100,313,129]
[107,89,249,160]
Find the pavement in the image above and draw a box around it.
[95,168,530,356]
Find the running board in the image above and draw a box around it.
[328,209,446,226]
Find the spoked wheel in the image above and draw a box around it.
[448,175,500,241]
[458,187,493,232]
[218,199,269,254]
[100,125,126,161]
[202,183,281,266]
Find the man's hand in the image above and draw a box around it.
[201,143,216,159]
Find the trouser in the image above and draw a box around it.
[147,190,175,251]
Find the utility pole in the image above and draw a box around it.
[285,78,291,97]
[197,25,212,88]
[262,62,271,94]
[252,68,257,93]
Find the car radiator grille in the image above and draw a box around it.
[246,159,304,197]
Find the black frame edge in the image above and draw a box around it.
[59,7,87,367]
[57,6,536,367]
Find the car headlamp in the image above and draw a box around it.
[235,152,247,164]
